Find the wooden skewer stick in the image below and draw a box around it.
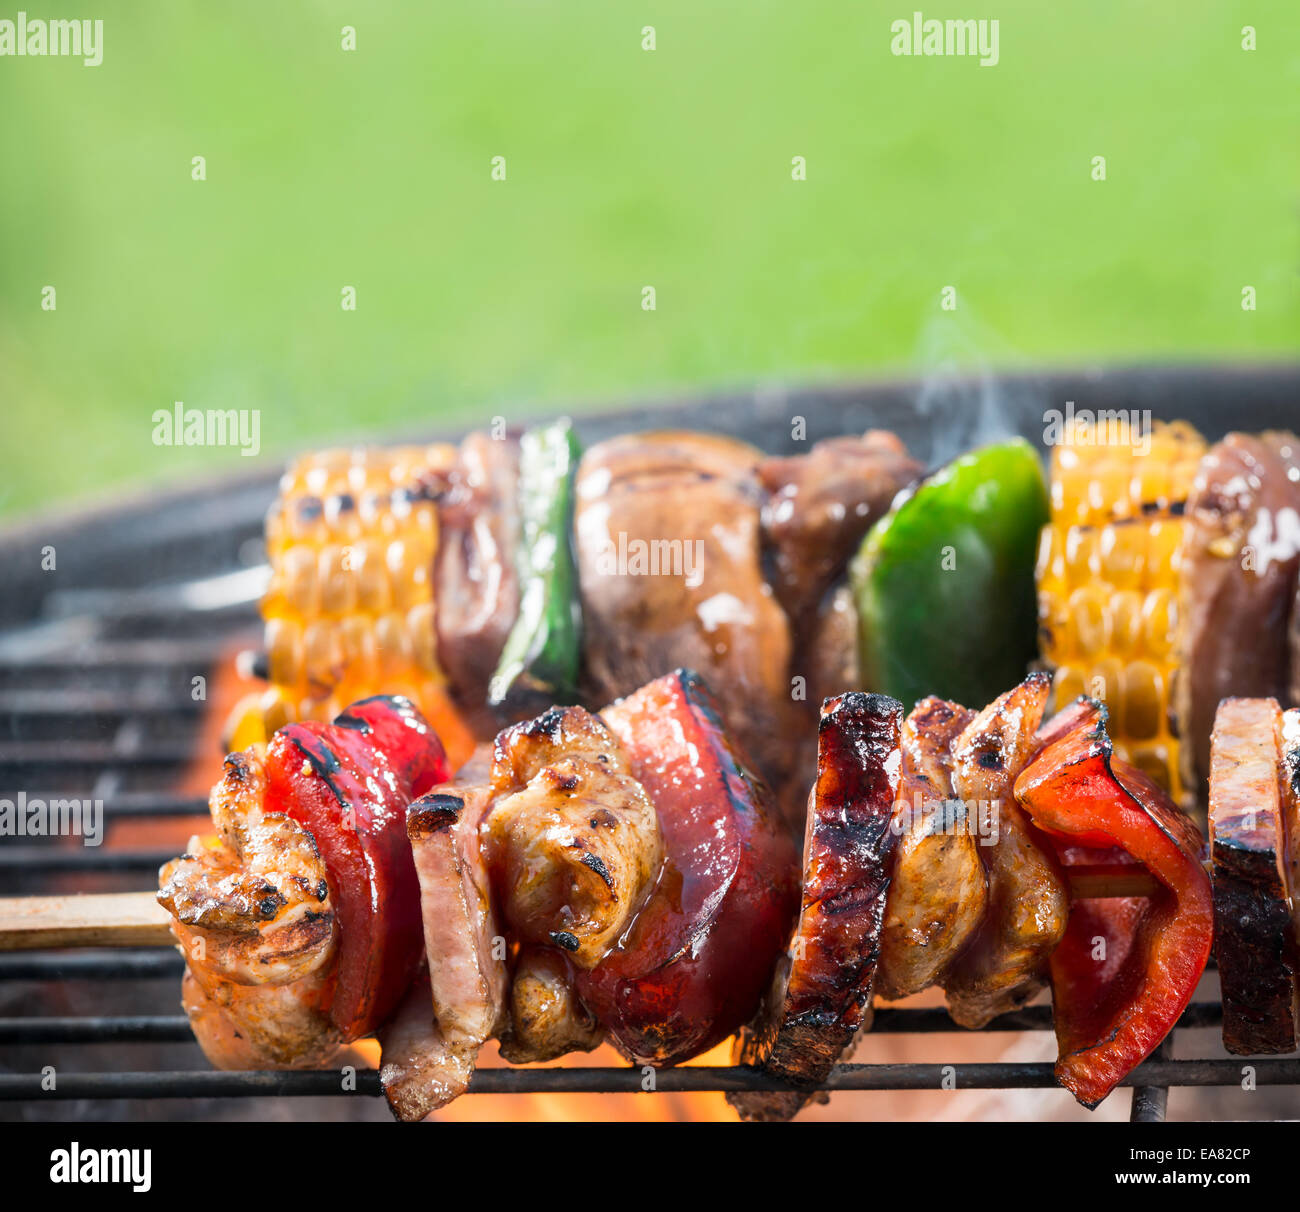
[0,865,1163,953]
[0,891,174,951]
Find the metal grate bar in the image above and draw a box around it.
[1129,1037,1173,1122]
[0,742,193,768]
[0,1016,197,1043]
[1,1057,1295,1101]
[0,690,203,715]
[0,1003,1227,1041]
[0,639,233,670]
[0,848,177,873]
[0,950,183,981]
[0,795,206,820]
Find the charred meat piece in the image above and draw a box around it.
[1291,583,1300,709]
[877,697,986,1002]
[580,670,801,1067]
[729,692,903,1122]
[943,674,1069,1028]
[758,429,921,632]
[434,431,523,710]
[1209,697,1299,1055]
[899,697,974,795]
[498,946,605,1063]
[574,432,794,786]
[1285,710,1300,947]
[1177,431,1300,795]
[484,706,664,968]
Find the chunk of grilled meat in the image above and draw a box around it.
[484,706,664,968]
[758,430,921,633]
[943,674,1069,1028]
[434,431,523,712]
[407,750,508,1045]
[1284,710,1300,947]
[381,751,508,1120]
[574,432,794,788]
[1177,431,1300,796]
[877,697,986,1001]
[1291,586,1300,709]
[158,748,341,1068]
[380,972,476,1123]
[498,946,605,1063]
[1209,697,1300,1055]
[729,692,903,1122]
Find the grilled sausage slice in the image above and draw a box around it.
[1209,697,1300,1055]
[877,697,987,1001]
[729,692,903,1121]
[943,673,1069,1028]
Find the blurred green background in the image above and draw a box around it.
[1,1,1297,520]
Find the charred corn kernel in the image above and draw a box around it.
[1037,420,1207,806]
[236,444,477,770]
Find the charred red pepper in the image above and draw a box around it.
[1014,698,1213,1107]
[264,695,449,1039]
[576,670,801,1065]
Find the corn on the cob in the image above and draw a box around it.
[1036,420,1206,805]
[226,446,476,767]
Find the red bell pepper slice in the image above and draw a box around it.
[1014,698,1213,1107]
[575,670,801,1065]
[264,695,449,1040]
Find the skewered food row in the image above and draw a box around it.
[227,422,924,816]
[731,673,1214,1119]
[230,418,1300,827]
[161,663,1300,1121]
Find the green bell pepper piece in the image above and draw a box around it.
[489,418,583,711]
[849,437,1048,710]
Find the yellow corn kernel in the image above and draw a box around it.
[1037,421,1207,806]
[240,444,481,768]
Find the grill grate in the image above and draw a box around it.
[4,367,1299,1123]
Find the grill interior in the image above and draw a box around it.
[3,364,1299,1122]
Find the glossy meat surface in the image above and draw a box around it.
[943,674,1067,1028]
[877,697,986,1001]
[758,429,921,631]
[498,946,605,1063]
[158,747,340,1068]
[730,692,902,1121]
[575,432,793,782]
[1177,431,1300,792]
[485,707,664,968]
[434,431,523,708]
[1209,696,1299,1054]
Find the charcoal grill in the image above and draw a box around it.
[3,363,1299,1123]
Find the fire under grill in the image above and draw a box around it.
[3,365,1299,1123]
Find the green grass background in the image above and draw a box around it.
[1,1,1297,519]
